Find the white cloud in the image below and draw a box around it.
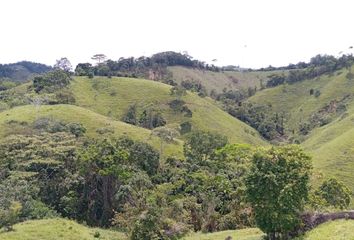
[0,0,353,68]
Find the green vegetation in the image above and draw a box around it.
[70,76,265,145]
[1,51,354,240]
[248,66,354,194]
[0,105,182,156]
[0,218,127,240]
[168,66,280,94]
[246,145,312,239]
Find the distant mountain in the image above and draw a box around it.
[0,61,51,82]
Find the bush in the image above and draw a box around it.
[316,178,351,209]
[180,122,192,135]
[33,69,71,93]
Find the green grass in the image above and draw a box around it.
[183,228,263,240]
[296,220,354,240]
[0,215,353,240]
[0,104,183,157]
[168,66,286,93]
[70,76,266,146]
[0,218,127,240]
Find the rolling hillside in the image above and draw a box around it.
[248,67,354,189]
[168,66,286,93]
[70,76,266,146]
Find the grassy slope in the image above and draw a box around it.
[296,220,354,240]
[168,66,286,93]
[248,68,354,190]
[70,77,266,146]
[0,104,183,157]
[0,218,127,240]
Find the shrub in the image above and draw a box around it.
[180,122,192,135]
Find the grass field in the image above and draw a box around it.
[0,104,183,157]
[168,66,286,93]
[70,76,266,146]
[0,218,127,240]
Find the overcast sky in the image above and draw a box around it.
[0,0,353,68]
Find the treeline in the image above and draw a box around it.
[266,54,354,87]
[258,54,354,72]
[75,51,221,78]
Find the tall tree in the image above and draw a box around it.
[91,54,107,64]
[54,57,72,72]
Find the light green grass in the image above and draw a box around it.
[0,218,127,240]
[183,228,263,240]
[168,66,286,93]
[70,76,266,146]
[296,220,354,240]
[0,104,183,157]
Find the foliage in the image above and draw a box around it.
[315,178,351,209]
[33,69,71,93]
[54,57,73,72]
[0,201,23,231]
[184,131,228,164]
[181,80,207,97]
[245,145,312,239]
[226,102,285,140]
[122,104,167,129]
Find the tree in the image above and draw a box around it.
[91,54,107,64]
[33,69,71,93]
[245,145,312,240]
[75,63,93,76]
[316,178,351,209]
[54,57,72,72]
[184,131,228,164]
[0,201,22,231]
[78,139,130,226]
[122,104,138,125]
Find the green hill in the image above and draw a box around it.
[0,104,183,157]
[70,76,266,146]
[248,67,354,190]
[168,66,285,93]
[0,218,127,240]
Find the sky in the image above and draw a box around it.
[0,0,353,68]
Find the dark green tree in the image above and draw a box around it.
[184,131,228,164]
[245,145,312,240]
